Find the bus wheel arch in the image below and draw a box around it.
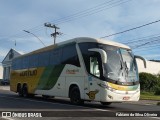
[69,84,84,105]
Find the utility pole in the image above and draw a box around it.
[44,23,61,44]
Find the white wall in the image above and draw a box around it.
[136,59,160,75]
[0,65,3,79]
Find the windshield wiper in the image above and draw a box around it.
[120,60,123,70]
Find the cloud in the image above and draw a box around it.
[0,48,9,60]
[0,0,160,60]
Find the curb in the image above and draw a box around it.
[0,86,10,91]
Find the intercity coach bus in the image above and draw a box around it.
[10,37,146,105]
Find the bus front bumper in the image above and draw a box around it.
[101,89,140,102]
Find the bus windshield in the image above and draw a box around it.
[102,46,138,84]
[79,42,139,85]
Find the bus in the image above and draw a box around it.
[10,37,146,105]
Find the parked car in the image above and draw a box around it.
[1,80,9,85]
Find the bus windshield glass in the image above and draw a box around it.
[102,46,138,83]
[79,42,139,85]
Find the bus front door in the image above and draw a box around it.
[86,56,101,101]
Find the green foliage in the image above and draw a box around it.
[139,72,159,92]
[139,72,160,95]
[157,73,160,78]
[155,87,160,95]
[154,82,160,95]
[140,91,160,100]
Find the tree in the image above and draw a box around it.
[139,72,158,92]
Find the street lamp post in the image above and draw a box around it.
[23,30,46,47]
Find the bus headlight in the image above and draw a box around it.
[98,83,116,91]
[107,86,116,92]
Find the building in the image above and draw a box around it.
[0,65,3,79]
[2,49,22,82]
[136,59,160,75]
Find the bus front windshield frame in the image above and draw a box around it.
[102,46,139,85]
[79,42,139,86]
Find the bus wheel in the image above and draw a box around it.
[100,102,112,106]
[22,86,28,97]
[17,85,23,97]
[70,87,84,105]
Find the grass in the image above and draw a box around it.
[140,91,160,101]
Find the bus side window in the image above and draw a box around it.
[90,57,100,77]
[50,48,62,66]
[38,52,50,67]
[61,43,80,67]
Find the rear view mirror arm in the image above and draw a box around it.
[135,55,146,68]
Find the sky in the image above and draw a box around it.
[0,0,160,63]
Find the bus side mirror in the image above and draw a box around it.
[135,55,147,68]
[88,48,107,63]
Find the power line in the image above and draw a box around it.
[13,0,120,35]
[116,33,160,53]
[137,42,160,49]
[129,35,160,48]
[134,44,160,51]
[127,36,160,47]
[121,33,160,44]
[100,19,160,38]
[134,45,160,52]
[53,0,131,25]
[132,42,150,49]
[28,0,128,31]
[19,0,130,37]
[0,0,131,42]
[113,33,160,53]
[49,0,116,24]
[24,0,114,31]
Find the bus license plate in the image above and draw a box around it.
[123,96,130,100]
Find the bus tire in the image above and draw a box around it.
[100,102,112,106]
[70,86,84,105]
[17,84,23,97]
[22,86,28,97]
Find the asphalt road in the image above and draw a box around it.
[0,89,159,120]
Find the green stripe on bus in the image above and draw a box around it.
[37,65,65,90]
